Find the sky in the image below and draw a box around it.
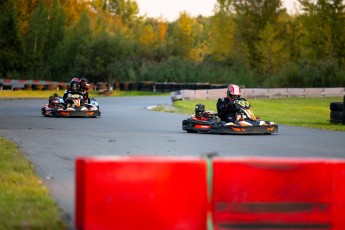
[136,0,299,22]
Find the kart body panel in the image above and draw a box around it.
[182,117,278,134]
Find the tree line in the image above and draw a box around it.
[0,0,344,88]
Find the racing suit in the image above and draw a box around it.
[63,89,85,108]
[217,97,238,122]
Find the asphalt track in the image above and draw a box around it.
[1,96,345,229]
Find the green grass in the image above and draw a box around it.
[172,97,345,132]
[0,137,67,229]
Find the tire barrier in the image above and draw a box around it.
[330,96,345,124]
[2,79,345,97]
[0,79,225,92]
[75,157,208,230]
[0,79,68,90]
[75,156,345,230]
[211,158,345,230]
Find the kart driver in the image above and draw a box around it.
[79,78,90,104]
[48,93,60,108]
[217,84,241,122]
[63,79,83,109]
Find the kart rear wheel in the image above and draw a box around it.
[330,110,343,123]
[330,102,343,112]
[186,129,196,133]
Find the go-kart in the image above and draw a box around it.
[41,92,101,118]
[182,98,278,134]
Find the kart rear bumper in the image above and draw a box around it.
[42,107,100,118]
[53,110,101,117]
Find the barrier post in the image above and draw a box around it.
[211,157,345,229]
[75,156,208,230]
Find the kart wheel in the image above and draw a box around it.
[186,129,196,133]
[330,110,343,123]
[42,108,50,117]
[330,102,343,112]
[330,99,344,123]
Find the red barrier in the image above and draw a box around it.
[211,158,345,230]
[75,156,208,230]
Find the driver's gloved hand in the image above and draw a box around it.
[235,104,240,110]
[227,116,235,122]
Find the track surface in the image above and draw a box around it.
[1,96,345,229]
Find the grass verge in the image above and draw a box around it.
[172,97,345,132]
[0,137,67,229]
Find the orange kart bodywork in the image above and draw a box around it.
[182,116,278,134]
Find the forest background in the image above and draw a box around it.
[0,0,345,88]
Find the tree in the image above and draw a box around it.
[298,0,345,60]
[255,22,288,86]
[139,24,157,47]
[298,0,345,86]
[233,0,284,68]
[0,0,23,78]
[21,0,66,79]
[170,12,195,58]
[14,0,38,34]
[51,10,92,81]
[209,1,235,61]
[157,18,168,47]
[108,0,139,26]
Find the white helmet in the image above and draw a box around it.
[227,84,241,100]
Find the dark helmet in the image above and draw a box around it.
[79,78,89,91]
[69,80,79,91]
[227,84,241,100]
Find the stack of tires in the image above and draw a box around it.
[330,96,345,124]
